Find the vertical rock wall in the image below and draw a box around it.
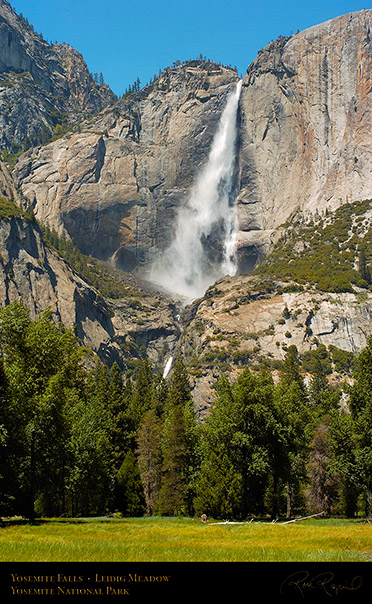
[237,10,372,267]
[11,10,372,284]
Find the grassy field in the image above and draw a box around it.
[1,516,372,562]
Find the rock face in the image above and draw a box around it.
[0,0,116,151]
[177,275,372,414]
[237,10,372,267]
[0,150,18,198]
[0,210,181,370]
[0,151,180,371]
[2,5,372,408]
[13,10,372,283]
[13,63,239,273]
[0,213,119,362]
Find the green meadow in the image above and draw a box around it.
[0,517,371,562]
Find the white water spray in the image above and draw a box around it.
[151,80,242,301]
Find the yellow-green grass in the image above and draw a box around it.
[1,517,372,562]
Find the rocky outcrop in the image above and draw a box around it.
[13,63,239,271]
[0,204,180,370]
[0,152,18,199]
[237,10,372,266]
[0,0,116,151]
[177,275,372,413]
[0,214,119,360]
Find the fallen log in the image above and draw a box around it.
[205,512,325,526]
[207,521,251,525]
[279,511,325,525]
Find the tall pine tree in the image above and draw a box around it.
[157,356,197,516]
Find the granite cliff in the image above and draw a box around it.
[0,173,180,371]
[13,62,239,275]
[0,0,116,152]
[12,9,372,281]
[0,5,372,404]
[177,274,372,414]
[237,9,372,265]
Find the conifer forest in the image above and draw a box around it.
[1,301,372,522]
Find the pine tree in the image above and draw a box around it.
[116,450,145,516]
[0,358,12,515]
[107,362,127,467]
[65,389,112,516]
[137,409,163,515]
[329,412,358,517]
[165,356,191,409]
[157,356,195,516]
[349,335,372,416]
[194,378,241,518]
[151,373,168,418]
[126,358,154,449]
[308,358,340,419]
[89,361,110,406]
[306,422,338,515]
[194,449,242,519]
[279,345,307,398]
[0,302,88,518]
[346,337,372,513]
[275,380,312,518]
[358,247,371,284]
[234,369,282,517]
[195,370,283,519]
[157,404,188,515]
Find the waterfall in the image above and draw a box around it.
[150,79,242,301]
[163,356,173,378]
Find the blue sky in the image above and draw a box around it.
[10,0,372,96]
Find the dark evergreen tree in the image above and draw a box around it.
[65,388,112,516]
[137,409,163,515]
[279,345,307,397]
[157,403,188,515]
[329,411,358,517]
[157,356,197,516]
[306,421,339,515]
[346,337,372,513]
[193,377,243,519]
[274,385,312,517]
[349,335,372,416]
[194,449,242,519]
[89,360,110,406]
[107,362,126,467]
[128,358,154,433]
[358,247,371,284]
[308,358,340,420]
[182,397,202,514]
[165,356,192,410]
[151,372,168,418]
[0,302,87,519]
[116,450,145,516]
[195,370,284,519]
[0,358,12,515]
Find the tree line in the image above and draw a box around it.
[0,301,372,521]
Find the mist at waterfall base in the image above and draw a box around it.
[150,80,242,302]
